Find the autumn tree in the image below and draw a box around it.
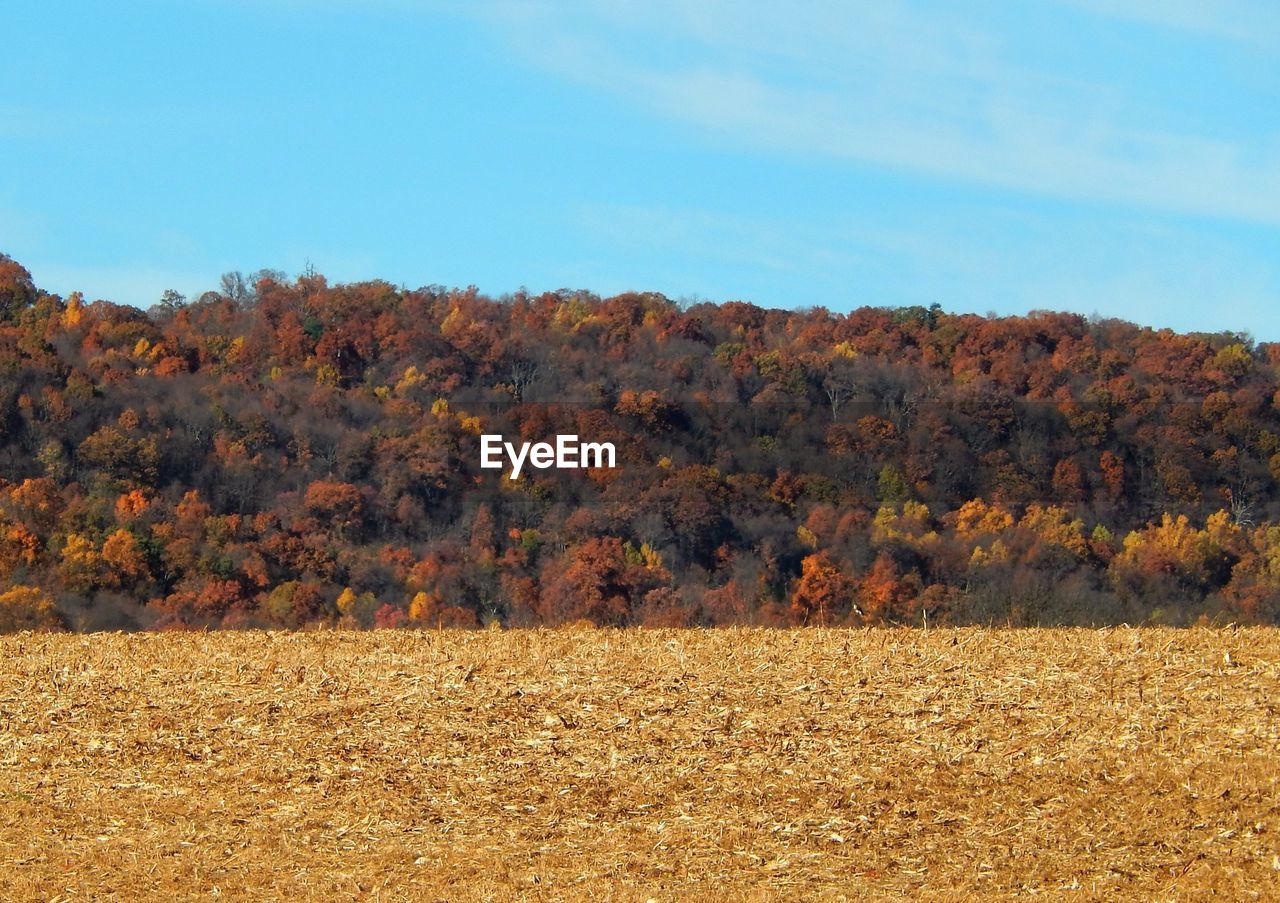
[0,585,63,632]
[790,551,855,625]
[0,254,37,320]
[856,553,920,624]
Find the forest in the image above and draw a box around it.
[1,251,1279,631]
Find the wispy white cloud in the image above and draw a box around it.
[452,0,1280,226]
[1055,0,1280,45]
[574,203,870,290]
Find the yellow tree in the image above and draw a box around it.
[0,585,62,633]
[59,533,103,594]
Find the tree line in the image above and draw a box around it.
[1,251,1278,631]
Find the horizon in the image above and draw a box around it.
[11,255,1265,345]
[5,1,1279,339]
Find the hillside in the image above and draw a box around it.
[2,253,1280,629]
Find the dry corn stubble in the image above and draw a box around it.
[0,627,1278,901]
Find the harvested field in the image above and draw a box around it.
[1,628,1278,901]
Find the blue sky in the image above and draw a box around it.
[4,1,1279,338]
